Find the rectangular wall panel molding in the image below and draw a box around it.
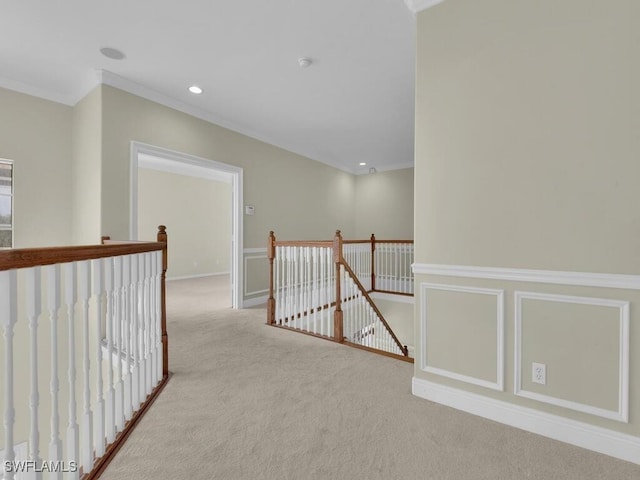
[514,291,630,422]
[420,283,505,391]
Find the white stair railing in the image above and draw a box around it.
[340,262,406,356]
[373,241,414,295]
[272,243,336,337]
[267,231,409,359]
[1,229,168,480]
[343,241,371,291]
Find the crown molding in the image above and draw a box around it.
[96,70,362,175]
[0,67,414,176]
[404,0,447,14]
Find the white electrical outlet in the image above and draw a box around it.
[532,362,546,385]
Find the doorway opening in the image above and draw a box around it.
[129,141,243,309]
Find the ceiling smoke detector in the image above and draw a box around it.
[298,57,312,68]
[100,47,126,60]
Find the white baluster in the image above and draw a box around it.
[319,248,325,336]
[92,259,105,458]
[138,254,146,400]
[1,270,17,480]
[144,255,154,390]
[129,255,139,412]
[155,251,162,384]
[64,262,79,480]
[311,247,317,334]
[274,247,280,324]
[25,267,43,478]
[146,253,155,389]
[104,257,116,441]
[287,246,291,324]
[122,256,132,421]
[46,264,63,480]
[78,260,93,471]
[141,253,149,399]
[113,256,124,432]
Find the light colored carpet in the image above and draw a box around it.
[100,276,640,480]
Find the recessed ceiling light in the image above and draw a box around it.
[100,47,126,60]
[188,85,203,95]
[298,57,312,68]
[359,162,367,166]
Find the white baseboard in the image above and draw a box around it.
[167,272,230,281]
[412,377,640,465]
[242,294,268,308]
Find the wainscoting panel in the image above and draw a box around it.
[514,291,629,422]
[420,283,504,391]
[244,249,269,298]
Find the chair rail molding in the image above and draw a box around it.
[412,264,640,290]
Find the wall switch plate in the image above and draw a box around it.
[532,362,546,385]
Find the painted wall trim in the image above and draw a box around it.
[514,291,630,423]
[412,377,640,466]
[420,283,504,391]
[130,141,244,309]
[243,294,268,308]
[98,70,362,175]
[244,254,269,297]
[244,247,268,255]
[413,263,640,290]
[404,0,447,14]
[138,152,232,184]
[167,272,230,282]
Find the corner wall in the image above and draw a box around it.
[413,0,640,462]
[0,87,73,247]
[355,167,413,239]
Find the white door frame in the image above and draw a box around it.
[129,141,244,309]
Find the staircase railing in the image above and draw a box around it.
[267,230,411,361]
[0,226,169,480]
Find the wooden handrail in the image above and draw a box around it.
[266,229,413,359]
[371,239,414,244]
[273,240,333,247]
[340,260,408,356]
[0,242,165,271]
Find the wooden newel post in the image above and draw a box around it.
[267,231,276,325]
[370,233,376,292]
[333,230,344,343]
[157,225,169,378]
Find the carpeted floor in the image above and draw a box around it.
[100,276,640,479]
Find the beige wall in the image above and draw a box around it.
[413,0,640,439]
[355,167,413,239]
[415,0,640,274]
[72,87,102,244]
[0,87,73,247]
[100,85,356,246]
[137,168,231,279]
